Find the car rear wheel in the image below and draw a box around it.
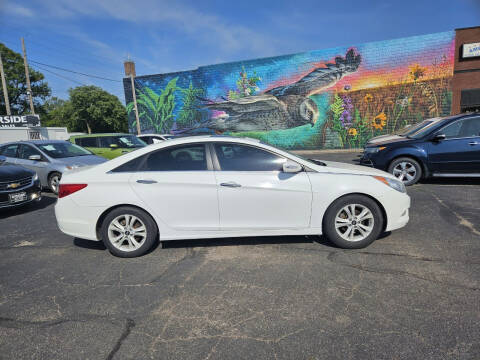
[48,172,61,194]
[101,206,158,258]
[388,157,422,186]
[322,194,384,249]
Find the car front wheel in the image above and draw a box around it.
[48,172,62,194]
[388,157,422,186]
[322,194,384,249]
[100,206,158,258]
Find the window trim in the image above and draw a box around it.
[209,141,302,172]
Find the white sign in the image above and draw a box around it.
[0,115,41,128]
[462,42,480,59]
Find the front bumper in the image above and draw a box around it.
[0,180,42,208]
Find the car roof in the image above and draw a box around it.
[1,140,69,146]
[70,133,132,138]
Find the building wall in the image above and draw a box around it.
[124,31,455,149]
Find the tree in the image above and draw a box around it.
[0,43,51,115]
[68,85,128,134]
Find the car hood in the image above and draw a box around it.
[310,160,395,178]
[367,134,403,144]
[365,136,415,147]
[55,155,107,167]
[0,164,35,182]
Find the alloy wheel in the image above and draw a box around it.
[50,175,60,193]
[335,204,374,242]
[392,161,416,183]
[107,214,147,252]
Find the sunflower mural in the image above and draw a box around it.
[124,31,455,150]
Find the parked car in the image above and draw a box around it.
[360,113,480,185]
[70,133,146,159]
[366,117,443,146]
[0,155,41,209]
[55,136,410,258]
[0,140,106,194]
[138,134,175,144]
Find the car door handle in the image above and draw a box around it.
[136,179,158,184]
[220,182,241,188]
[468,141,479,146]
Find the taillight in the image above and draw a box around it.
[58,184,88,198]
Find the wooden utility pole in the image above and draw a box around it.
[130,74,141,135]
[0,53,11,115]
[21,37,35,115]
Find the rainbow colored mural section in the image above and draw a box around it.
[124,31,455,149]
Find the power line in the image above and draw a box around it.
[29,60,122,82]
[31,63,86,86]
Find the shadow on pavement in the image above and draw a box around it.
[74,238,106,251]
[0,195,57,220]
[420,177,480,186]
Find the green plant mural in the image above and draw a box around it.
[228,66,261,100]
[177,82,205,128]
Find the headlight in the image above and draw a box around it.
[373,176,406,193]
[33,173,38,181]
[364,146,386,154]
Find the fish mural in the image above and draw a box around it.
[124,31,455,149]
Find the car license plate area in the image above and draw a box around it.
[9,192,27,203]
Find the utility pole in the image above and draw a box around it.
[130,74,141,135]
[21,37,35,115]
[0,53,11,115]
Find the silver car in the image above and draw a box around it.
[0,140,107,194]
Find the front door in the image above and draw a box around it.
[212,143,312,230]
[15,144,49,174]
[128,143,219,230]
[428,117,480,173]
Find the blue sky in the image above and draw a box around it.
[0,0,479,103]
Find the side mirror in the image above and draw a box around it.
[283,160,302,173]
[432,133,446,142]
[0,155,6,164]
[110,144,119,149]
[28,154,42,161]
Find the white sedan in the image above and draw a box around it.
[55,136,410,257]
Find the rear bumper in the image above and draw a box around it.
[55,197,104,241]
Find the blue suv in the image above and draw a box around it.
[360,113,480,185]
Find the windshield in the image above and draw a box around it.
[395,119,438,136]
[408,116,454,139]
[37,142,92,158]
[105,135,146,148]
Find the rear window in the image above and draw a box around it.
[75,137,98,147]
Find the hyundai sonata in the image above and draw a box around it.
[55,136,410,257]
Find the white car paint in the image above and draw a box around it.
[55,136,410,243]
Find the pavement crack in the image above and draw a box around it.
[106,318,136,360]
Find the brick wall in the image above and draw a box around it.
[124,31,455,149]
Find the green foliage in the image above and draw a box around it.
[60,86,128,133]
[127,78,178,133]
[228,66,261,99]
[177,82,205,128]
[0,43,51,115]
[329,94,346,147]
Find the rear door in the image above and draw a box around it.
[128,143,219,230]
[212,142,312,230]
[428,117,480,173]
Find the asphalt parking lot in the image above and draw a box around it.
[1,151,479,360]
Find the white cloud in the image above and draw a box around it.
[2,3,34,17]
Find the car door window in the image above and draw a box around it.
[19,145,42,160]
[459,118,480,138]
[77,137,98,147]
[141,144,207,171]
[214,143,286,171]
[0,144,19,158]
[441,121,463,139]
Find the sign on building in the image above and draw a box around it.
[462,42,480,59]
[0,115,41,128]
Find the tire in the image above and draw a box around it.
[322,194,384,249]
[387,157,422,186]
[100,206,158,258]
[48,172,62,194]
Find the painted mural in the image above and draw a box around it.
[124,31,455,149]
